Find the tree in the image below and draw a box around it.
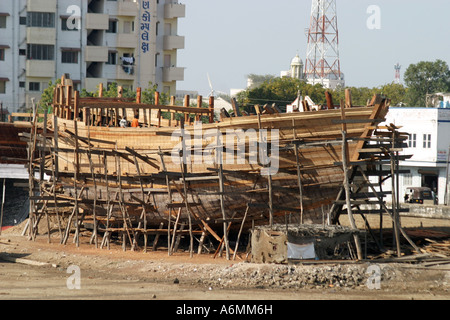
[404,60,450,106]
[238,77,327,113]
[377,82,407,106]
[38,79,61,114]
[141,82,168,105]
[246,74,277,89]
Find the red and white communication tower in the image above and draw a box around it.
[304,0,344,89]
[394,63,402,84]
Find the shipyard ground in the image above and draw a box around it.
[0,216,449,301]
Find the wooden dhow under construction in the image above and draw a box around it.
[23,76,418,259]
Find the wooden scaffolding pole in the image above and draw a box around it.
[341,130,363,260]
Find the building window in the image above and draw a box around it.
[0,81,5,94]
[423,134,431,149]
[19,49,26,56]
[27,12,55,28]
[27,44,54,60]
[403,174,412,186]
[61,51,78,64]
[19,81,25,88]
[407,133,417,148]
[28,82,40,92]
[123,21,134,34]
[61,18,78,31]
[106,51,117,65]
[0,48,4,61]
[0,16,7,28]
[19,16,27,25]
[107,20,117,33]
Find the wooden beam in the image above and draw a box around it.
[325,91,334,110]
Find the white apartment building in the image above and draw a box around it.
[0,0,185,112]
[381,107,450,205]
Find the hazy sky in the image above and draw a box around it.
[177,0,450,96]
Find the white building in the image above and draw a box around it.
[281,54,304,80]
[0,0,185,112]
[381,107,450,205]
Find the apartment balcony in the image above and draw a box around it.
[162,67,185,82]
[26,60,55,78]
[27,0,56,12]
[118,0,139,16]
[163,35,185,51]
[116,65,135,80]
[86,13,109,30]
[117,33,138,48]
[85,46,108,62]
[164,3,186,19]
[26,27,56,45]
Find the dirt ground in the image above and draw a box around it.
[0,215,449,301]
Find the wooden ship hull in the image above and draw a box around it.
[27,77,390,251]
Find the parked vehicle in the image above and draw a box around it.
[404,187,437,205]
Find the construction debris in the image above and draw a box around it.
[251,224,363,263]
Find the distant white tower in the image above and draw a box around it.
[290,54,304,80]
[394,63,402,84]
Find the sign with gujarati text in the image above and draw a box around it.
[140,1,150,53]
[437,149,448,162]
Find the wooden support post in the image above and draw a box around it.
[170,208,182,254]
[130,148,148,252]
[390,131,402,257]
[154,91,161,128]
[231,98,241,117]
[345,89,353,109]
[184,95,190,124]
[103,152,111,249]
[294,145,304,225]
[218,161,230,259]
[267,172,274,228]
[180,119,194,257]
[325,91,334,110]
[136,87,142,104]
[196,95,202,122]
[0,178,5,236]
[50,150,62,240]
[159,147,174,255]
[98,83,103,97]
[444,145,450,206]
[233,205,249,260]
[87,125,98,248]
[209,96,214,123]
[341,130,363,260]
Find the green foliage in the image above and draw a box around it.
[404,60,450,106]
[38,79,61,114]
[237,77,328,113]
[237,76,410,111]
[97,82,136,99]
[141,82,169,105]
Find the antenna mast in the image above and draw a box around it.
[394,63,402,84]
[304,0,344,89]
